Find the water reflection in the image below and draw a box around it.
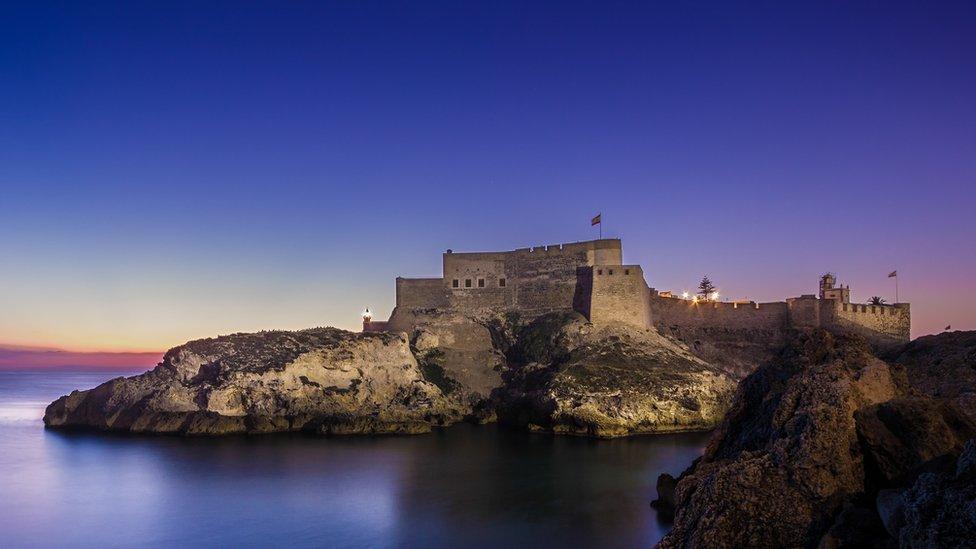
[0,372,706,548]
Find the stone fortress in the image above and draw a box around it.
[363,238,911,369]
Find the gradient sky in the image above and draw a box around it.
[2,1,974,353]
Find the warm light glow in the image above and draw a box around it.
[681,291,689,299]
[711,292,720,301]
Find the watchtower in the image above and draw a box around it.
[819,273,850,303]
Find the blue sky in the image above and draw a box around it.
[2,1,974,350]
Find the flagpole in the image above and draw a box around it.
[600,213,602,239]
[895,275,899,303]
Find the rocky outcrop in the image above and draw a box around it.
[490,312,736,437]
[44,328,466,435]
[655,330,976,548]
[893,330,976,422]
[896,439,976,546]
[46,313,738,438]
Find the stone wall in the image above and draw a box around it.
[825,301,911,344]
[434,239,623,318]
[395,278,449,308]
[651,295,791,333]
[650,295,791,378]
[588,265,651,329]
[786,295,821,328]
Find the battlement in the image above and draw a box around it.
[380,238,644,332]
[370,240,911,352]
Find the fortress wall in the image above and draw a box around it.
[650,294,791,378]
[828,301,911,342]
[511,244,593,315]
[511,239,622,264]
[443,253,515,310]
[588,265,651,328]
[396,278,449,308]
[650,295,790,332]
[787,296,821,327]
[436,239,623,318]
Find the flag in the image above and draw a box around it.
[888,270,898,278]
[591,214,601,226]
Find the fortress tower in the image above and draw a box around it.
[366,238,652,334]
[819,273,850,303]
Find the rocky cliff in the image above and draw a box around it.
[44,328,466,435]
[45,314,736,438]
[489,312,736,437]
[654,330,976,548]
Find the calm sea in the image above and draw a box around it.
[0,370,707,548]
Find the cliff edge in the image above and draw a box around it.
[44,328,466,435]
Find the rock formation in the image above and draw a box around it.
[893,329,976,422]
[489,312,736,437]
[44,328,467,435]
[654,330,976,548]
[45,315,736,437]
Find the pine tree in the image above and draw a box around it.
[698,276,717,300]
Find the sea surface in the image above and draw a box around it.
[0,370,708,548]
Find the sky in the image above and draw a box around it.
[1,1,974,357]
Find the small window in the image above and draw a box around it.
[624,269,630,275]
[597,269,603,275]
[499,278,506,287]
[465,279,472,288]
[478,278,485,288]
[452,279,459,288]
[608,269,614,275]
[843,304,848,311]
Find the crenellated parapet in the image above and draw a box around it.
[379,238,652,333]
[370,241,911,353]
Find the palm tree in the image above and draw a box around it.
[868,296,886,305]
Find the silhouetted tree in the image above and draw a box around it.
[868,296,886,305]
[698,276,717,300]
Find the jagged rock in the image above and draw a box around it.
[44,328,467,435]
[658,331,903,548]
[818,503,890,548]
[893,330,976,423]
[898,439,976,547]
[876,489,906,538]
[855,396,976,484]
[657,330,976,548]
[493,312,736,438]
[650,473,679,521]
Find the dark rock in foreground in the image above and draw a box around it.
[893,330,976,423]
[656,330,976,548]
